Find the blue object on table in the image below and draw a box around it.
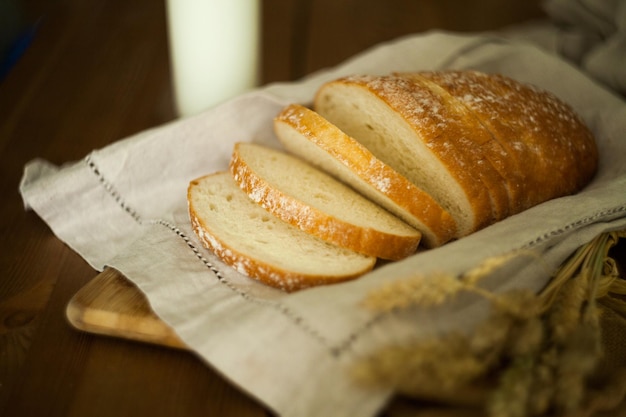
[1,22,39,82]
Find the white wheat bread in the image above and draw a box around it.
[313,72,598,236]
[313,74,500,237]
[273,103,457,248]
[188,172,376,292]
[413,70,598,214]
[230,142,422,260]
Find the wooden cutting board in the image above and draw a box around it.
[66,268,187,349]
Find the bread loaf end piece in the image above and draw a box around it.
[230,142,422,260]
[188,172,376,292]
[274,103,457,247]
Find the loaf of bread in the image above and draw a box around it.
[188,172,376,292]
[411,70,598,214]
[188,70,598,291]
[314,71,598,237]
[274,103,456,248]
[229,142,422,260]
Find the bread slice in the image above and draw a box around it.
[188,172,376,292]
[314,74,498,237]
[273,103,456,248]
[414,70,598,214]
[229,142,422,260]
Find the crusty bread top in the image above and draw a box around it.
[396,73,513,221]
[414,70,598,214]
[314,74,497,236]
[314,71,598,236]
[188,172,376,292]
[229,142,422,260]
[274,103,457,247]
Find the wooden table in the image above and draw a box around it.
[0,1,549,416]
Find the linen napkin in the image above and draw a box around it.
[20,30,626,417]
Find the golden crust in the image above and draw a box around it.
[398,73,513,221]
[417,70,598,213]
[415,70,527,212]
[314,71,598,234]
[229,143,422,260]
[275,103,457,247]
[318,74,498,232]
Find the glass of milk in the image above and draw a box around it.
[166,0,260,117]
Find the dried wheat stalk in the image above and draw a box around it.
[356,230,626,417]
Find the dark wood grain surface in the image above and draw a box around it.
[0,1,549,416]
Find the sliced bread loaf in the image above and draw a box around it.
[314,74,497,237]
[414,70,598,214]
[229,142,422,260]
[314,72,598,236]
[188,172,376,292]
[274,103,456,248]
[395,72,513,221]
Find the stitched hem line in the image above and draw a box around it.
[522,205,626,249]
[85,154,339,354]
[84,154,626,358]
